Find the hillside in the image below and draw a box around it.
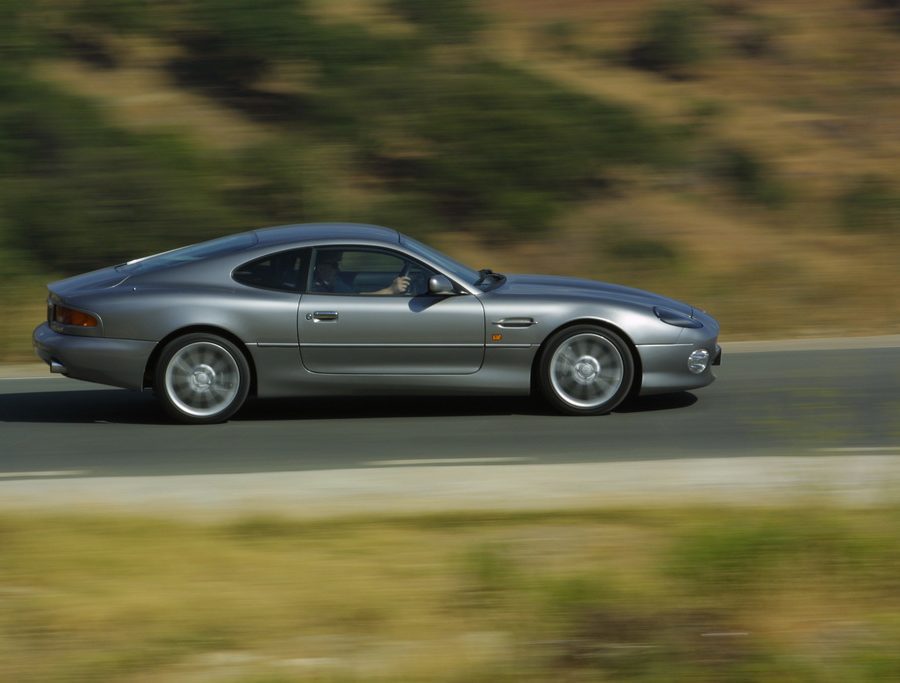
[2,0,899,361]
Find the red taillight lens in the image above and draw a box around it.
[54,305,98,327]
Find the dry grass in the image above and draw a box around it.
[1,507,899,681]
[33,38,275,151]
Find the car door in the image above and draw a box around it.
[298,247,485,374]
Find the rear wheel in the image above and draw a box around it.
[155,333,250,424]
[539,325,634,415]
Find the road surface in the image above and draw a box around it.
[1,341,898,515]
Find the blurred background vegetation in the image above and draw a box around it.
[1,0,899,360]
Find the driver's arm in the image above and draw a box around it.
[363,276,410,296]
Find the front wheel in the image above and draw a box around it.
[155,333,250,424]
[538,325,634,416]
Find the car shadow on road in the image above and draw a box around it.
[237,395,547,421]
[1,388,698,424]
[617,392,698,413]
[0,389,164,424]
[239,392,699,421]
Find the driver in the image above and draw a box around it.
[312,251,410,295]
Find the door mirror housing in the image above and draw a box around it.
[428,274,455,296]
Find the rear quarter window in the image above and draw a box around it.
[233,249,309,292]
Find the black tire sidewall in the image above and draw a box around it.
[539,325,634,416]
[154,333,251,424]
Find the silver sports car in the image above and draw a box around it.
[33,223,720,423]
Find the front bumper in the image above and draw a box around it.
[636,341,720,396]
[33,322,155,390]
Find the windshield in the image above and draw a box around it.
[399,235,481,286]
[116,232,258,272]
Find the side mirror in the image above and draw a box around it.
[428,274,455,296]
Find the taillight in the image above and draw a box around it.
[54,305,98,327]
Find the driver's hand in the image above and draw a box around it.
[391,276,411,294]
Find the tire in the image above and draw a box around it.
[154,333,251,424]
[538,325,634,416]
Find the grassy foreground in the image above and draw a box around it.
[2,507,900,682]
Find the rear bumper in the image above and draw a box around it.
[636,341,720,396]
[33,322,155,390]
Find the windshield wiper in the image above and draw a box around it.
[475,268,506,287]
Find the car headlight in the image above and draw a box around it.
[688,349,710,374]
[653,306,703,329]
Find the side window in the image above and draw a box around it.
[308,248,437,296]
[233,249,309,292]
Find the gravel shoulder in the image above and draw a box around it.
[2,455,898,519]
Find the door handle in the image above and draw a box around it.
[492,317,536,328]
[308,311,339,322]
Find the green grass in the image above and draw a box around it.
[1,506,899,681]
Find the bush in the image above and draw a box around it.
[714,146,788,207]
[56,0,158,33]
[629,2,711,78]
[167,0,315,90]
[347,62,681,233]
[0,73,242,273]
[838,176,900,233]
[868,0,900,30]
[0,0,56,64]
[538,21,579,53]
[608,238,679,267]
[389,0,486,43]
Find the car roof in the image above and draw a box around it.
[253,223,401,248]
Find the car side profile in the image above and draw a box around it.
[33,223,720,423]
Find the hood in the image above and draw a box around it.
[48,266,131,298]
[496,274,693,316]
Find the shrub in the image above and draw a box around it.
[56,0,158,33]
[389,0,485,43]
[0,0,55,64]
[867,0,900,30]
[350,62,681,233]
[0,73,242,273]
[539,21,579,53]
[628,1,711,78]
[608,238,679,267]
[714,146,788,207]
[167,0,314,90]
[838,175,900,233]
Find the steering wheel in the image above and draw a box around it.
[394,261,414,295]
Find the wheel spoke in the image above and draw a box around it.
[165,340,243,419]
[594,376,613,392]
[549,332,628,410]
[564,350,579,365]
[573,339,588,357]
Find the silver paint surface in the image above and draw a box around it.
[32,223,719,399]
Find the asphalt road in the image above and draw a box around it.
[1,345,898,481]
